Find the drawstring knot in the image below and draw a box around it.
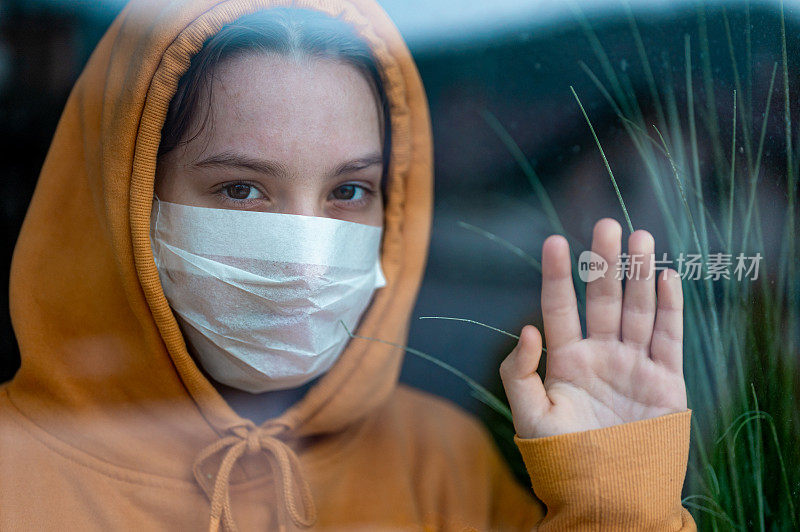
[244,430,261,456]
[192,422,317,532]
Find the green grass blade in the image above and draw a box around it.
[456,221,542,272]
[570,86,634,234]
[418,316,526,343]
[339,321,514,422]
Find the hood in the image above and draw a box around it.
[5,0,432,529]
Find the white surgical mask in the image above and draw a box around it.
[149,197,386,393]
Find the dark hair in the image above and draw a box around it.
[157,7,391,191]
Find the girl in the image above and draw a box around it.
[0,1,695,530]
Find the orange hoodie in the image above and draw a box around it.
[0,0,696,530]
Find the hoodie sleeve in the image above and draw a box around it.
[505,409,696,530]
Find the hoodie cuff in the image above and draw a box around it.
[513,410,693,530]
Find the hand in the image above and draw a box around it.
[499,218,687,439]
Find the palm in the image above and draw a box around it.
[500,218,687,439]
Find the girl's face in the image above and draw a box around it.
[154,52,384,227]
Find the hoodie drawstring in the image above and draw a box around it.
[192,422,317,532]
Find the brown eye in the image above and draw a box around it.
[223,183,260,200]
[332,184,362,201]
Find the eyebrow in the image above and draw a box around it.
[191,151,383,178]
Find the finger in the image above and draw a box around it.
[586,218,623,341]
[621,230,657,350]
[650,268,684,373]
[541,235,583,350]
[499,325,550,426]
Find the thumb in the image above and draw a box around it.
[499,325,550,431]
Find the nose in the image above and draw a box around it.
[281,197,324,219]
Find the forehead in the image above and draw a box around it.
[183,53,382,162]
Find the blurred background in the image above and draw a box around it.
[2,0,799,527]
